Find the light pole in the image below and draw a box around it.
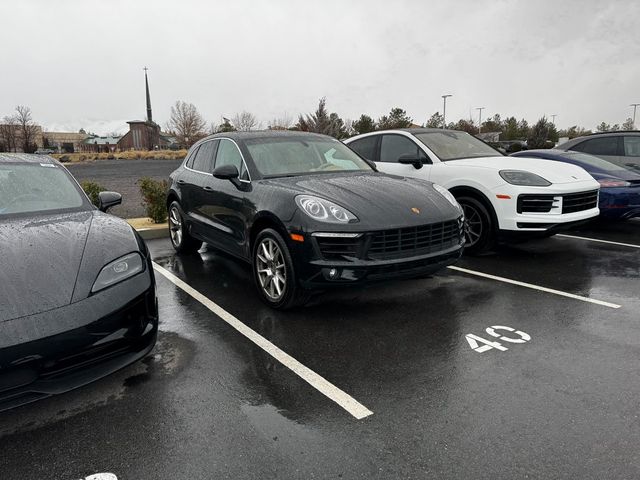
[476,107,485,134]
[631,104,640,128]
[441,94,452,129]
[551,114,557,125]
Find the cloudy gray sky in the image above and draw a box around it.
[1,0,638,134]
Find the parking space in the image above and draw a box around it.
[1,222,639,479]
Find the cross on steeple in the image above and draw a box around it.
[144,67,153,123]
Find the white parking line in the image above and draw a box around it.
[447,266,622,309]
[557,234,640,249]
[152,262,373,420]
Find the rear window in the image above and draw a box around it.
[0,163,86,216]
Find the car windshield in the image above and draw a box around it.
[245,137,373,177]
[413,131,503,161]
[0,163,86,216]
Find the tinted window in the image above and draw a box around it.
[349,136,377,161]
[573,137,619,156]
[246,136,372,177]
[0,163,85,216]
[623,136,640,157]
[185,145,199,168]
[191,140,216,172]
[216,139,243,169]
[380,134,424,163]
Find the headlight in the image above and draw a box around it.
[432,184,463,212]
[499,170,551,186]
[91,252,145,293]
[295,195,358,223]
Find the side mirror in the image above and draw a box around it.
[97,191,122,212]
[213,164,240,180]
[397,154,424,169]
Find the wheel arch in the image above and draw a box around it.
[448,185,499,230]
[248,212,290,256]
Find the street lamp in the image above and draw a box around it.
[631,104,640,128]
[551,114,557,125]
[476,107,485,134]
[441,94,452,129]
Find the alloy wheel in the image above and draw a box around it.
[169,206,183,247]
[462,203,483,247]
[255,238,287,300]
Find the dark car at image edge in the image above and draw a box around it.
[0,153,158,412]
[166,131,466,309]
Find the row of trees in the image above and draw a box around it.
[166,97,637,149]
[0,106,40,153]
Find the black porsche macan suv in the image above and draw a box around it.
[167,131,465,309]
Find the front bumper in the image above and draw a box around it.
[491,183,600,231]
[0,266,158,412]
[287,219,465,288]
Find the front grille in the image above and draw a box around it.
[517,190,599,214]
[517,194,557,213]
[368,220,461,259]
[315,219,463,261]
[561,190,598,213]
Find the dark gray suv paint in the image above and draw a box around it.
[556,131,640,172]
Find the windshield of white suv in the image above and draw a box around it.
[413,131,503,161]
[0,163,86,216]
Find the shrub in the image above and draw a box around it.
[138,177,168,223]
[81,181,106,207]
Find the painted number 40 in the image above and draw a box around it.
[466,326,531,353]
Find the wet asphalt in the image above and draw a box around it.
[0,220,639,479]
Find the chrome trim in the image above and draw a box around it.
[183,137,252,183]
[312,232,363,238]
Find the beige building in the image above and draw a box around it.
[43,131,90,153]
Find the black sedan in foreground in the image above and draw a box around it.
[0,154,157,411]
[167,131,465,309]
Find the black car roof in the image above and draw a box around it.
[0,153,58,165]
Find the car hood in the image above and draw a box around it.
[0,210,140,322]
[448,156,595,184]
[263,172,461,228]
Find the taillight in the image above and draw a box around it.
[597,179,630,188]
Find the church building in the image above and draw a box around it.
[117,69,175,150]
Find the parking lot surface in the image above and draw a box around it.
[1,220,638,479]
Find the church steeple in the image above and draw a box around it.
[144,66,153,123]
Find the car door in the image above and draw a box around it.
[198,138,250,257]
[180,141,216,229]
[375,134,432,180]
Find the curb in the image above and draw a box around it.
[135,226,169,240]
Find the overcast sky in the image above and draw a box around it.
[1,0,638,135]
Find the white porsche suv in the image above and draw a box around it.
[345,129,600,253]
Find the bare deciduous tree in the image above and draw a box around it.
[15,105,39,153]
[0,114,19,152]
[166,101,207,148]
[268,113,293,130]
[231,111,260,131]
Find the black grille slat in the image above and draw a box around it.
[517,190,598,214]
[368,220,461,260]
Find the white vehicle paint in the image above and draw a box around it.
[345,129,600,252]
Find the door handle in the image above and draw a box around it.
[202,186,214,191]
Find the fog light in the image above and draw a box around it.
[328,268,339,279]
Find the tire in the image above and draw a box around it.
[456,195,495,254]
[252,228,309,310]
[168,201,202,254]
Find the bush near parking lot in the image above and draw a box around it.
[52,150,188,163]
[80,181,106,207]
[138,177,169,223]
